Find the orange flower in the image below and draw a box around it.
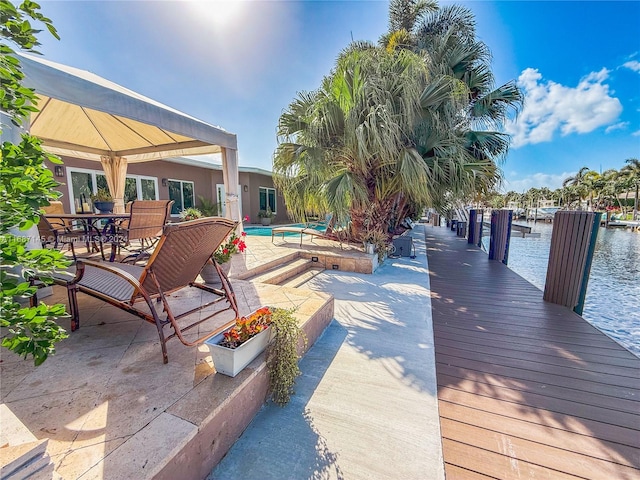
[220,307,273,349]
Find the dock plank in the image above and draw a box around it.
[425,227,640,478]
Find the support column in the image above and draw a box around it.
[221,147,241,229]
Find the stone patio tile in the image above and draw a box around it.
[166,361,260,427]
[52,320,142,356]
[294,296,331,317]
[3,388,103,456]
[81,304,142,327]
[0,360,35,399]
[3,345,131,402]
[52,435,130,480]
[80,412,197,480]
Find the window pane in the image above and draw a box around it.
[141,179,156,200]
[259,188,267,211]
[96,174,108,192]
[182,182,194,209]
[268,189,276,213]
[168,180,182,214]
[124,177,137,203]
[71,172,92,210]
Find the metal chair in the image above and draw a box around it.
[38,201,98,260]
[58,217,240,362]
[112,199,174,263]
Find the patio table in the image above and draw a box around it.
[44,213,130,261]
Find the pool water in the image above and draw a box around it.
[244,223,325,237]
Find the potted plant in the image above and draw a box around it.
[266,307,307,405]
[257,207,275,226]
[179,207,203,221]
[90,188,114,213]
[205,306,307,406]
[198,230,247,282]
[363,229,389,263]
[205,307,273,377]
[179,207,247,283]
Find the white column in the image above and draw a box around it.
[221,148,242,230]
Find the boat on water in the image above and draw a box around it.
[526,207,560,221]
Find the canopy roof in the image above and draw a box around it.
[19,53,237,163]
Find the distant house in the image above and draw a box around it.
[47,155,288,224]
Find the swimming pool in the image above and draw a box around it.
[244,223,324,236]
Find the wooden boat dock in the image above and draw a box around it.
[425,225,640,479]
[482,221,535,237]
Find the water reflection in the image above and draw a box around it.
[489,222,640,357]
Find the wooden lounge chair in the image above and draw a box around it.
[58,217,240,363]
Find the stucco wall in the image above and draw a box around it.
[45,156,288,222]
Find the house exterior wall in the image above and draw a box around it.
[45,156,288,223]
[238,172,284,224]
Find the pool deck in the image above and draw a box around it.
[2,223,639,479]
[425,225,640,479]
[0,231,371,479]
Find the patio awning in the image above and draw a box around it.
[15,53,241,219]
[18,53,237,162]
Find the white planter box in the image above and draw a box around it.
[205,327,272,377]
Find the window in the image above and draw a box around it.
[168,179,194,215]
[124,175,158,203]
[67,168,158,212]
[259,187,276,213]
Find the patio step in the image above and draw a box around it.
[278,266,325,288]
[0,405,58,480]
[245,258,315,285]
[233,252,301,280]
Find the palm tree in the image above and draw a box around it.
[273,1,522,239]
[621,158,640,220]
[274,47,432,240]
[380,0,438,51]
[410,4,522,205]
[562,167,591,210]
[582,170,602,211]
[599,169,622,210]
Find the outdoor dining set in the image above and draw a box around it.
[35,199,240,363]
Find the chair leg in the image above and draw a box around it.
[64,284,80,331]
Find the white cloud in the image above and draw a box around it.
[505,68,623,148]
[605,121,629,133]
[502,172,573,193]
[622,60,640,72]
[633,130,640,137]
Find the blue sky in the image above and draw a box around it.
[34,1,640,193]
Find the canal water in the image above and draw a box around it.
[483,222,639,357]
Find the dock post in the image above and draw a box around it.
[543,211,601,314]
[488,210,512,264]
[468,209,483,246]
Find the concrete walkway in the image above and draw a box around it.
[209,226,445,480]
